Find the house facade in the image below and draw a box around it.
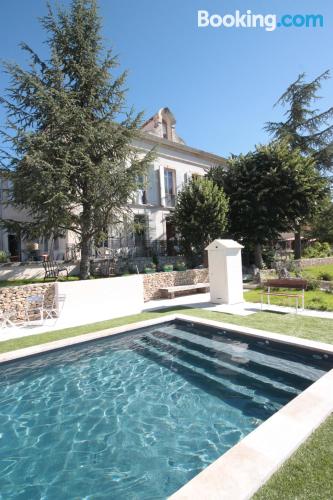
[0,108,226,261]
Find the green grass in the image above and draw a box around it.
[245,288,333,312]
[253,414,333,500]
[1,306,333,352]
[301,263,333,281]
[0,277,80,287]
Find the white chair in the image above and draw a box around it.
[24,295,44,324]
[43,294,66,321]
[0,309,17,328]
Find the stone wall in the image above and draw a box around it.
[0,283,56,322]
[143,268,209,301]
[294,257,333,268]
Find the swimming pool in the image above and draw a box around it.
[1,318,332,499]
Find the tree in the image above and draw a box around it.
[209,142,328,268]
[173,177,229,263]
[0,0,152,278]
[265,71,333,258]
[306,197,333,245]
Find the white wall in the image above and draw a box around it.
[56,275,144,328]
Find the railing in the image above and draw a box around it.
[96,238,183,258]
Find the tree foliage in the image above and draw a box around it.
[0,0,152,278]
[265,71,333,259]
[306,197,333,245]
[209,142,328,267]
[173,177,228,262]
[265,71,333,171]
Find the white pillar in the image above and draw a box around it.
[206,239,244,305]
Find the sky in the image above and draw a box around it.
[0,0,332,158]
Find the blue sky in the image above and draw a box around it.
[0,0,332,158]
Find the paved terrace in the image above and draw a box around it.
[1,291,333,342]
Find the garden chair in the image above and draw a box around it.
[43,260,69,281]
[43,294,66,321]
[0,309,17,328]
[24,295,44,324]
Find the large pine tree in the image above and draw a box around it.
[0,0,152,278]
[265,71,333,258]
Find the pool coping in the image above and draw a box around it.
[1,313,333,500]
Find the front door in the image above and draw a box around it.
[8,234,20,259]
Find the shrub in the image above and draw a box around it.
[306,279,320,291]
[0,251,8,263]
[302,241,332,259]
[318,271,333,282]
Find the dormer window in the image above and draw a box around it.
[162,120,168,139]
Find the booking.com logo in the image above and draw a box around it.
[198,10,324,32]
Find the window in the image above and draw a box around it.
[162,120,168,139]
[136,174,147,204]
[1,179,14,201]
[134,214,149,251]
[192,173,200,181]
[164,168,176,207]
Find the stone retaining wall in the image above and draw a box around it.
[0,283,56,322]
[294,257,333,268]
[143,268,209,301]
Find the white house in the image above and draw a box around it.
[0,107,226,261]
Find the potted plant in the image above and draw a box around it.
[162,263,174,272]
[163,263,174,272]
[175,261,187,271]
[144,262,156,274]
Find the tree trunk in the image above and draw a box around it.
[254,242,264,269]
[294,227,302,260]
[79,235,92,279]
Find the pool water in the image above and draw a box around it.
[1,320,332,499]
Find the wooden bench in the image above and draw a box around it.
[261,278,308,313]
[159,283,210,299]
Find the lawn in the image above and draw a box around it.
[0,276,80,287]
[0,306,332,498]
[253,413,333,500]
[301,263,333,281]
[1,306,333,353]
[245,288,333,312]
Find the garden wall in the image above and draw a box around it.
[295,257,333,268]
[0,270,208,325]
[143,268,209,301]
[56,274,144,328]
[0,283,55,321]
